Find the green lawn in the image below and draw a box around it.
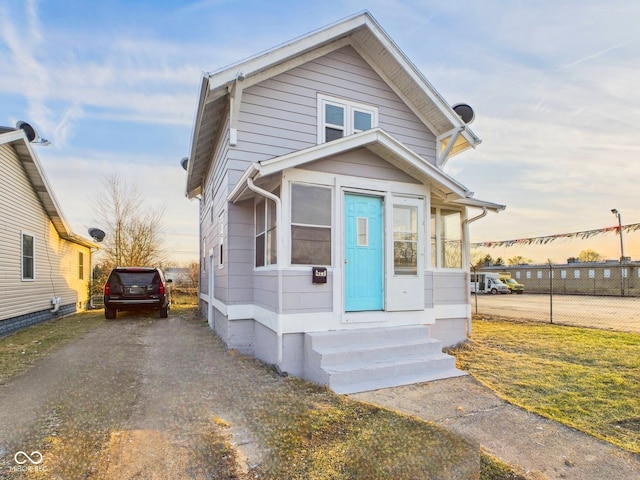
[449,315,640,453]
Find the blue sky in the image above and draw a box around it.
[2,0,639,264]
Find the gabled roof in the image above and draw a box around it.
[186,11,480,198]
[228,128,504,213]
[0,130,98,249]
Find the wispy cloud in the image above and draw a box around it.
[555,39,633,71]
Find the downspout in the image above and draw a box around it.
[462,207,487,337]
[246,177,284,365]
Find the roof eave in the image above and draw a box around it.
[1,131,99,249]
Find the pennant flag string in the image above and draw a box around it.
[471,223,640,249]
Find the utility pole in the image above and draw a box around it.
[611,209,625,296]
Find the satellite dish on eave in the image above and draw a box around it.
[88,228,106,242]
[180,157,189,171]
[452,103,475,124]
[16,120,50,145]
[16,121,38,142]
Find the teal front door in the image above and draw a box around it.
[344,194,383,311]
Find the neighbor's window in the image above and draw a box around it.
[430,208,462,268]
[255,191,278,267]
[78,252,84,280]
[318,94,377,143]
[21,232,35,280]
[219,211,225,267]
[291,183,331,265]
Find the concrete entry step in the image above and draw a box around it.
[303,325,467,394]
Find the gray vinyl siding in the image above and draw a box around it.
[282,270,333,313]
[200,117,231,298]
[0,143,91,322]
[299,148,420,184]
[226,200,256,305]
[229,45,437,192]
[432,271,468,305]
[253,270,278,311]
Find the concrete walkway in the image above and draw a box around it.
[351,376,640,480]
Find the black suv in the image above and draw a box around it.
[103,267,172,319]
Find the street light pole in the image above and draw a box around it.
[611,208,625,296]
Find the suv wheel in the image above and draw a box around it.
[105,308,117,319]
[159,305,169,318]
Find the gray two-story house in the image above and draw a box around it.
[185,12,504,394]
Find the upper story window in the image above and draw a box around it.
[318,94,378,143]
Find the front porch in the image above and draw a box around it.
[303,324,466,394]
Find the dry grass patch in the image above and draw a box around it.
[449,315,640,453]
[0,310,104,384]
[251,378,480,479]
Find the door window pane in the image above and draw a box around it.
[394,205,418,275]
[357,217,368,246]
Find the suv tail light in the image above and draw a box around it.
[104,282,110,295]
[158,282,165,295]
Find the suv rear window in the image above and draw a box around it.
[112,271,160,285]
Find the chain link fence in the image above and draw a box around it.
[471,262,640,333]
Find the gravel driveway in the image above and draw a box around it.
[0,309,273,479]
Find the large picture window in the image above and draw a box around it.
[318,94,377,143]
[291,184,332,265]
[255,191,278,267]
[21,232,35,280]
[430,208,462,269]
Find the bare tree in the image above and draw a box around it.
[93,171,166,269]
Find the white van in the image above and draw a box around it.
[470,272,510,294]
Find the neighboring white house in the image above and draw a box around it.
[185,12,504,393]
[0,128,98,336]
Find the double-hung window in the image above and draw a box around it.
[430,208,462,269]
[78,252,85,280]
[255,191,278,267]
[318,94,378,143]
[21,232,35,280]
[291,183,332,265]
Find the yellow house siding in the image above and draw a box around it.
[0,143,91,322]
